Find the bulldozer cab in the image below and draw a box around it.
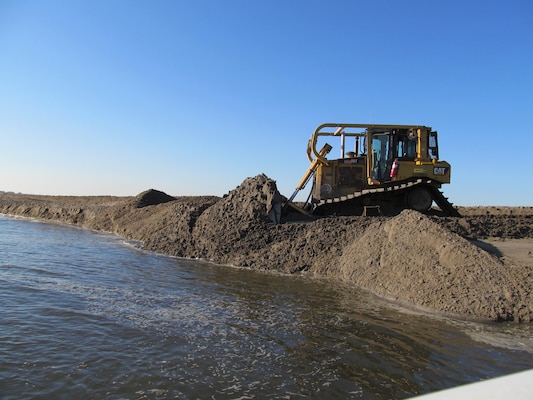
[370,128,421,182]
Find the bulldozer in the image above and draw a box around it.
[287,123,460,217]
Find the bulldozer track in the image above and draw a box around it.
[312,178,461,217]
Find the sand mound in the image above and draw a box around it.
[338,210,532,321]
[192,174,281,260]
[1,176,531,322]
[134,189,176,208]
[116,196,220,258]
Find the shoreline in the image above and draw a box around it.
[0,212,498,326]
[1,175,532,323]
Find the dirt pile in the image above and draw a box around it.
[133,189,176,208]
[435,208,533,240]
[192,174,282,263]
[1,175,531,322]
[338,210,532,321]
[113,196,221,258]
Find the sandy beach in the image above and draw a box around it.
[1,174,531,322]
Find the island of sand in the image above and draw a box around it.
[1,174,532,322]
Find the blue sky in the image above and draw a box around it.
[1,1,532,206]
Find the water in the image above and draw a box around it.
[0,215,531,399]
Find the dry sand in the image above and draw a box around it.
[1,174,531,322]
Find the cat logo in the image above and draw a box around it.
[434,167,449,176]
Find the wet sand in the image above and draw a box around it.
[1,175,531,322]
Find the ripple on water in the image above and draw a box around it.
[1,215,532,400]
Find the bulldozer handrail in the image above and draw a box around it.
[308,123,428,163]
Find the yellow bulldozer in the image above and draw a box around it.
[287,123,460,216]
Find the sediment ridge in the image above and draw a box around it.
[1,174,532,322]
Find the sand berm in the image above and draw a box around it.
[1,174,532,322]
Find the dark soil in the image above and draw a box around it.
[1,174,531,322]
